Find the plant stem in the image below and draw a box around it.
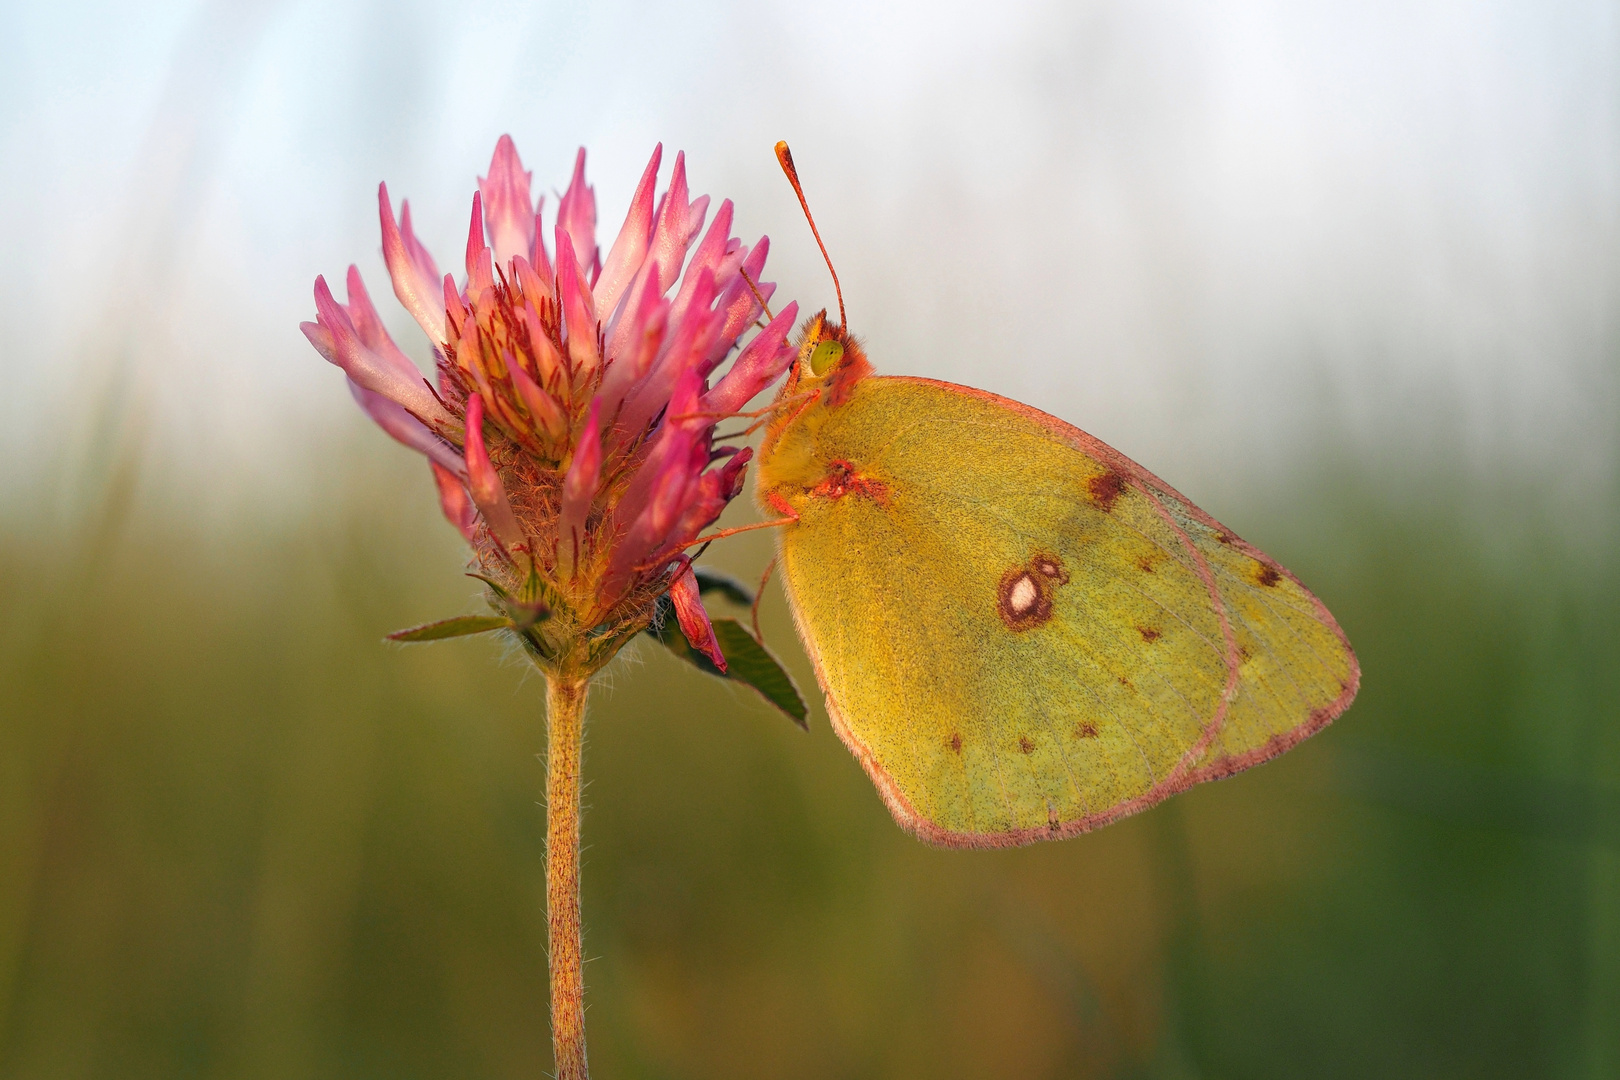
[545,672,589,1080]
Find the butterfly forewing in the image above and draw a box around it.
[772,377,1357,848]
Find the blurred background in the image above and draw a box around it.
[2,0,1616,1076]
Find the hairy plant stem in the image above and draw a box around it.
[545,671,589,1080]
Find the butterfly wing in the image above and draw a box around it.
[769,376,1358,848]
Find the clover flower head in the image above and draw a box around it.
[302,136,800,668]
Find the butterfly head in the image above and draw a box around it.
[785,308,873,403]
[768,142,873,408]
[755,308,873,478]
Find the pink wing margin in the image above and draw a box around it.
[797,376,1361,850]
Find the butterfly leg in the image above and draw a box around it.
[752,555,778,641]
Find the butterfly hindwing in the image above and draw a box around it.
[769,377,1357,848]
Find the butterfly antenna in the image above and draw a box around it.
[739,266,775,321]
[775,140,846,330]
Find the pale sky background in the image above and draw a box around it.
[1,0,1616,534]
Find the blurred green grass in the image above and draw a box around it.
[1,436,1616,1079]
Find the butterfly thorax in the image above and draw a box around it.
[756,310,876,513]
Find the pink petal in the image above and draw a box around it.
[610,368,707,536]
[554,228,600,377]
[300,319,337,363]
[714,444,753,499]
[643,152,708,299]
[513,253,551,306]
[597,259,670,422]
[702,301,800,415]
[669,563,726,671]
[520,298,564,390]
[454,294,485,378]
[685,197,711,254]
[700,237,774,373]
[670,199,736,326]
[400,202,440,287]
[343,266,418,378]
[557,402,602,578]
[601,464,697,604]
[556,148,598,282]
[598,380,715,604]
[529,197,554,286]
[613,268,718,442]
[442,273,468,338]
[485,378,527,438]
[470,248,497,310]
[463,394,528,554]
[346,378,467,476]
[465,193,496,301]
[459,321,525,441]
[431,460,480,542]
[506,350,568,441]
[379,184,446,343]
[593,144,662,322]
[478,135,535,270]
[664,446,753,553]
[311,276,451,428]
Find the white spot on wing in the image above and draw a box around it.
[1009,575,1037,613]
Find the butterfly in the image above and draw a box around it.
[749,143,1360,849]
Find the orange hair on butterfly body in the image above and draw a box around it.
[823,331,872,406]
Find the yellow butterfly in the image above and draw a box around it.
[752,143,1359,849]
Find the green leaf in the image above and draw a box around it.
[645,600,808,729]
[710,618,809,729]
[693,565,755,607]
[387,615,514,642]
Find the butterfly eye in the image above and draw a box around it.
[809,339,844,377]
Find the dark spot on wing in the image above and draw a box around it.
[949,732,962,753]
[1018,736,1036,754]
[1255,563,1281,587]
[1075,723,1099,739]
[1215,532,1234,545]
[1118,676,1133,689]
[997,553,1067,632]
[1137,626,1162,643]
[1087,469,1127,511]
[1032,552,1070,585]
[1137,555,1156,573]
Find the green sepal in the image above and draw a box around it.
[465,571,514,600]
[465,572,550,629]
[387,615,515,642]
[648,598,808,729]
